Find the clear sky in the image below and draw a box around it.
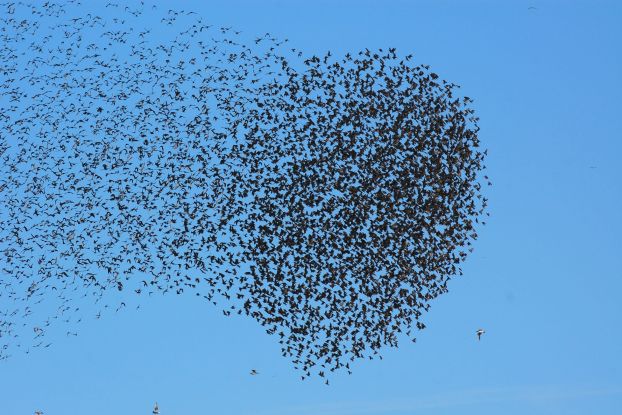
[1,0,621,414]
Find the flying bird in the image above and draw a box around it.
[0,1,489,383]
[476,328,485,340]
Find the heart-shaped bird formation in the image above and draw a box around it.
[0,0,489,378]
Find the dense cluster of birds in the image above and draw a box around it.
[0,0,489,379]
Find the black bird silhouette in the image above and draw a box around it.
[476,328,485,340]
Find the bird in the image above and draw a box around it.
[0,1,490,383]
[153,402,159,415]
[476,328,485,340]
[250,369,259,375]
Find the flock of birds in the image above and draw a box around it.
[0,0,489,380]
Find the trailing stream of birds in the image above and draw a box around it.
[0,1,490,380]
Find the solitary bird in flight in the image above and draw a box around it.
[476,328,485,340]
[250,369,259,375]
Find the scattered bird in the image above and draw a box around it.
[476,328,485,341]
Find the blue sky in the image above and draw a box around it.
[1,0,621,414]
